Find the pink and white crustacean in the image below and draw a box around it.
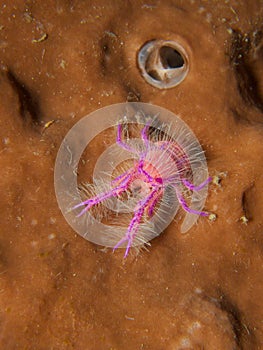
[54,103,211,257]
[73,121,211,257]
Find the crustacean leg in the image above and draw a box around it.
[116,123,141,154]
[140,122,150,146]
[175,189,209,217]
[73,169,134,217]
[182,177,212,191]
[113,187,160,257]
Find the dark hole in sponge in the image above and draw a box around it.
[159,46,184,69]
